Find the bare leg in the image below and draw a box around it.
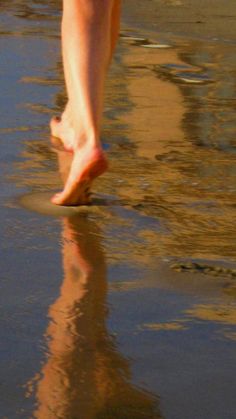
[51,0,120,206]
[50,0,121,150]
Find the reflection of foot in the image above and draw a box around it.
[51,146,108,206]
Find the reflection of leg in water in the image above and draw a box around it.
[32,217,105,418]
[30,216,161,419]
[50,0,121,206]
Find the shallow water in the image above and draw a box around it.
[0,1,236,418]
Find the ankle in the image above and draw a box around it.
[74,137,101,152]
[73,125,101,149]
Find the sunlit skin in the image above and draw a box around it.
[50,0,121,205]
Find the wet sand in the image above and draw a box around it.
[0,1,236,419]
[123,0,236,43]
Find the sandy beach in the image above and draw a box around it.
[0,1,236,418]
[123,0,236,43]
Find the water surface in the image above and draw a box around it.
[0,1,236,418]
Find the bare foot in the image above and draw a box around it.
[51,146,108,206]
[50,106,75,152]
